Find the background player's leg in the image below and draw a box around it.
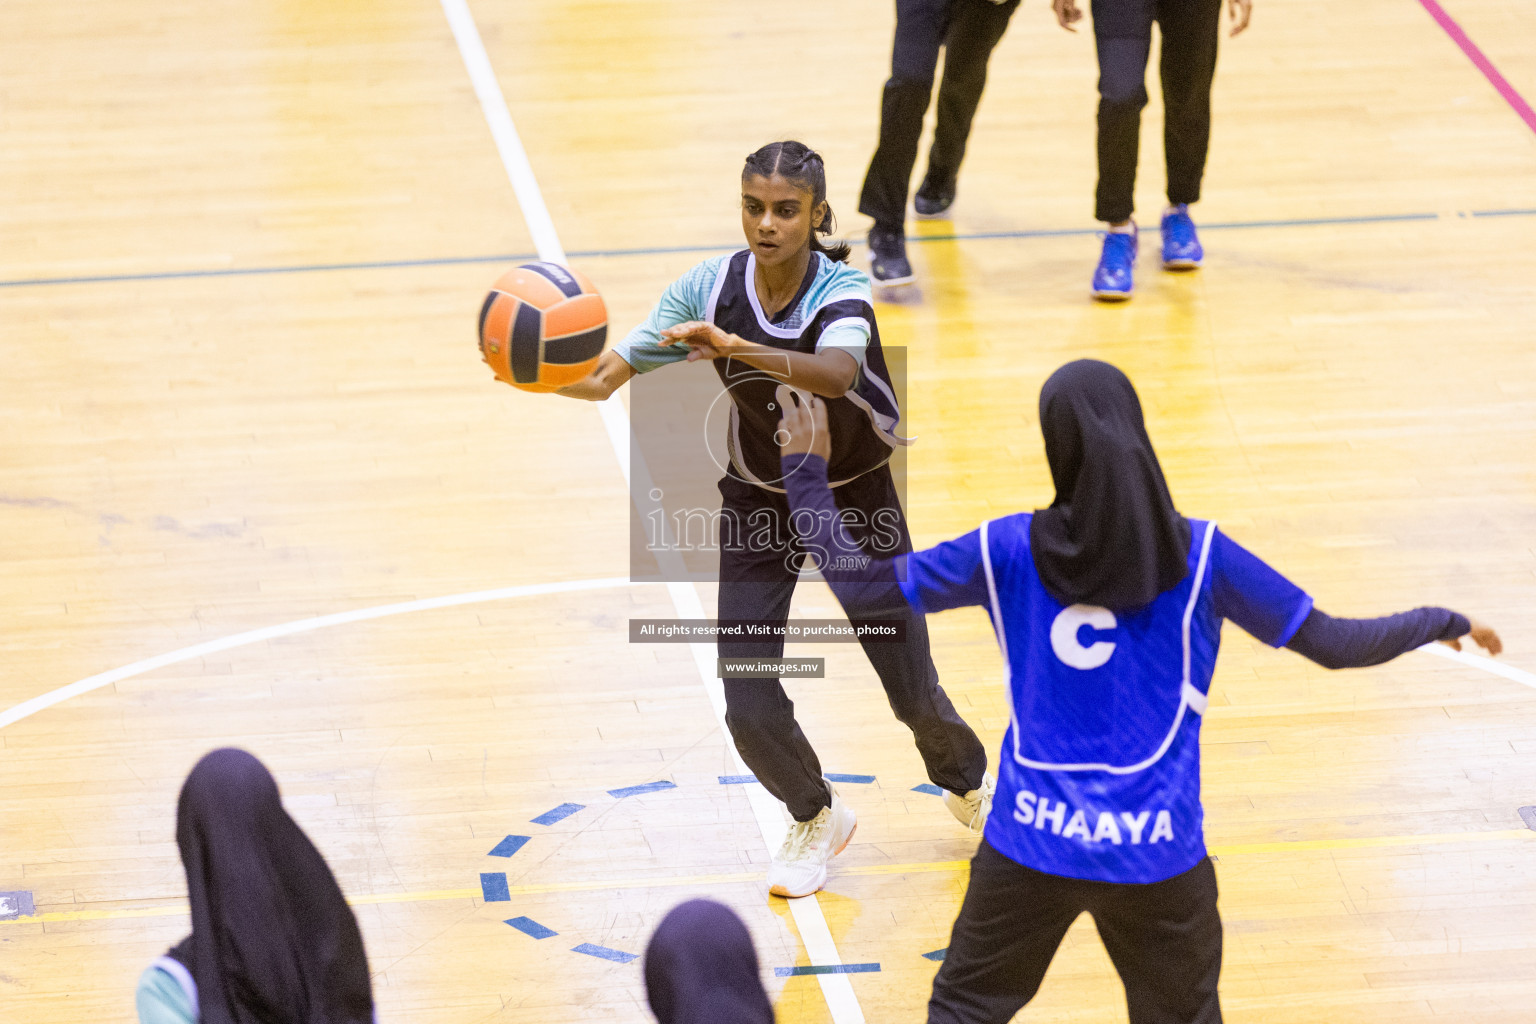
[1088,857,1224,1024]
[921,0,1020,211]
[859,0,953,282]
[1090,0,1156,225]
[835,467,987,796]
[927,841,1083,1024]
[860,0,951,227]
[1156,0,1222,211]
[717,475,830,822]
[1088,0,1156,298]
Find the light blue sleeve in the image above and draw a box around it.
[815,317,871,368]
[614,255,730,374]
[136,965,196,1024]
[815,258,874,306]
[809,259,874,367]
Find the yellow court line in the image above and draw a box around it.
[1211,828,1534,856]
[6,827,1530,927]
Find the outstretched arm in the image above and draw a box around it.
[782,453,910,617]
[1284,606,1498,669]
[777,388,993,621]
[556,350,636,401]
[1211,529,1501,667]
[777,387,907,615]
[661,322,858,398]
[561,257,719,399]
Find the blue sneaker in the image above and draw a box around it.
[1160,205,1203,269]
[1092,228,1137,301]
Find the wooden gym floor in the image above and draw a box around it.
[2,0,1534,1022]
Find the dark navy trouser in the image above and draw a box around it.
[716,467,987,822]
[859,0,1021,231]
[930,841,1223,1024]
[1092,0,1222,223]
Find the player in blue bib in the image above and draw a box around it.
[772,360,1501,1023]
[557,142,992,899]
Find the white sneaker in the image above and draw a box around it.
[766,787,857,898]
[942,772,995,835]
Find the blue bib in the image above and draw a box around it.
[980,516,1220,883]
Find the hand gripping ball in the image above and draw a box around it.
[478,262,607,392]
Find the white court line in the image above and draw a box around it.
[437,1,865,1019]
[438,0,565,266]
[1417,641,1536,689]
[0,577,631,731]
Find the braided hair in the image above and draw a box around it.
[741,141,852,264]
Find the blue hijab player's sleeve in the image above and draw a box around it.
[781,454,987,618]
[898,529,991,614]
[1211,527,1473,667]
[1209,528,1314,646]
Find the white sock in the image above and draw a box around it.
[1163,204,1187,217]
[1106,220,1136,235]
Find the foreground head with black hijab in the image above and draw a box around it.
[166,748,373,1024]
[643,899,773,1024]
[1029,359,1192,612]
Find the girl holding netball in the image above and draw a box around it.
[556,141,993,899]
[773,359,1501,1022]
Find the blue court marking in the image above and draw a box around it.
[0,253,540,290]
[531,802,585,826]
[775,963,882,977]
[908,212,1439,245]
[912,784,943,796]
[489,835,531,858]
[1192,212,1441,231]
[572,943,639,964]
[7,209,1534,290]
[480,873,510,902]
[0,892,35,921]
[505,916,558,939]
[0,246,714,289]
[1519,806,1536,831]
[825,773,876,785]
[608,780,677,799]
[922,948,948,962]
[719,774,758,785]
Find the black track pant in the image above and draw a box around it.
[716,468,987,822]
[930,841,1223,1024]
[859,0,1021,231]
[1092,0,1222,223]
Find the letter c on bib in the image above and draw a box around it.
[1049,604,1117,670]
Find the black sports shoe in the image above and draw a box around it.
[867,226,915,285]
[913,174,956,218]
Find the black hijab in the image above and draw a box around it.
[167,748,374,1024]
[644,900,773,1024]
[1029,360,1192,611]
